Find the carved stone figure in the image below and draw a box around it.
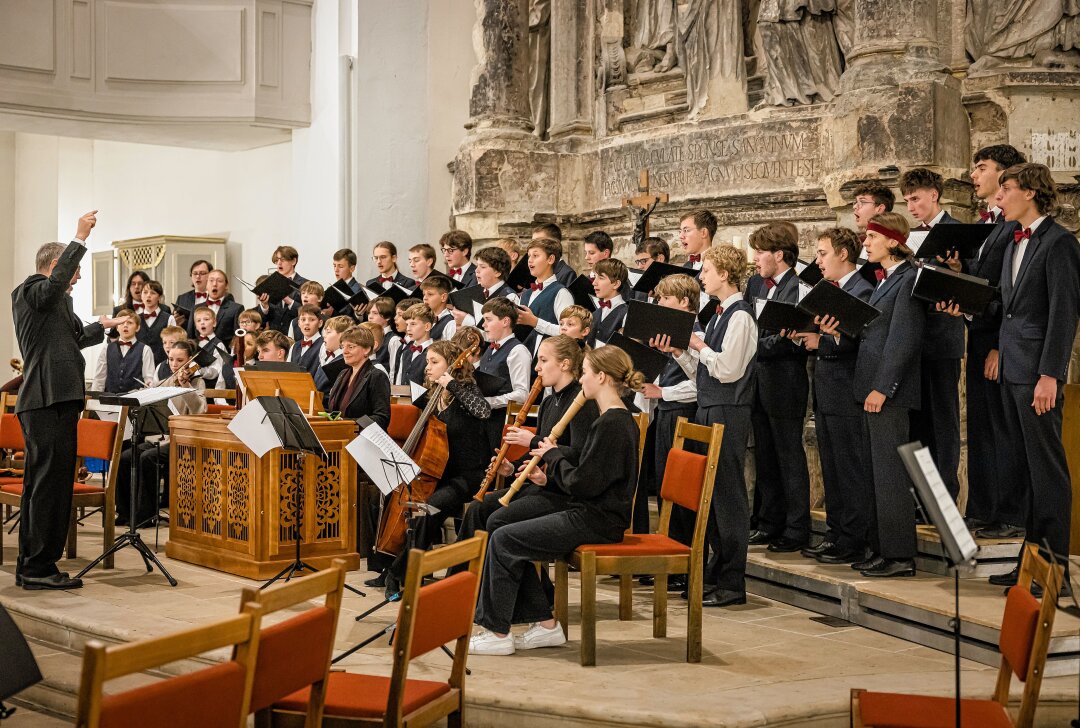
[675,0,744,117]
[966,0,1080,73]
[600,0,628,89]
[528,0,551,137]
[757,0,845,107]
[631,0,678,73]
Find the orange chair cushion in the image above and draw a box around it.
[2,482,102,496]
[857,692,1012,728]
[77,418,118,460]
[659,448,707,513]
[388,404,420,444]
[206,404,236,415]
[98,661,246,728]
[0,413,25,450]
[276,673,451,720]
[406,571,478,659]
[1000,583,1041,679]
[0,476,22,486]
[248,606,336,713]
[501,423,536,463]
[577,534,691,558]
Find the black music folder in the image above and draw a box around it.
[0,604,41,702]
[607,332,668,382]
[912,224,991,261]
[912,264,997,316]
[251,272,302,304]
[321,355,348,385]
[622,299,696,351]
[473,369,509,398]
[378,283,416,305]
[191,346,217,370]
[567,274,598,311]
[631,261,698,294]
[797,280,880,339]
[506,257,537,293]
[448,285,487,317]
[856,261,882,285]
[796,260,823,286]
[756,300,816,333]
[322,280,369,310]
[697,300,717,329]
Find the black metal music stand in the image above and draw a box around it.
[77,393,184,586]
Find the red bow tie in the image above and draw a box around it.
[764,278,777,290]
[916,223,931,231]
[598,300,612,309]
[489,342,502,352]
[687,254,701,263]
[409,344,423,353]
[1014,228,1032,244]
[715,303,725,317]
[199,335,211,342]
[979,210,995,223]
[874,268,887,283]
[141,312,157,320]
[379,276,394,283]
[448,268,463,277]
[207,299,222,306]
[301,340,314,348]
[195,292,207,300]
[132,302,144,310]
[530,282,544,291]
[118,340,134,347]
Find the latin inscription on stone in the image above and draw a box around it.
[600,120,822,204]
[1031,131,1080,171]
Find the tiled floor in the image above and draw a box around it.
[2,521,1078,727]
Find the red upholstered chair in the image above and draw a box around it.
[555,417,723,666]
[75,608,262,728]
[271,532,489,728]
[387,403,420,447]
[851,543,1063,728]
[0,409,127,567]
[236,559,346,728]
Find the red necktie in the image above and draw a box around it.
[530,282,544,291]
[1014,228,1032,245]
[979,211,994,223]
[208,299,222,306]
[489,342,502,352]
[687,254,701,263]
[118,340,133,348]
[410,344,423,353]
[448,268,463,277]
[379,276,394,284]
[301,340,314,348]
[874,268,887,283]
[764,278,776,290]
[598,300,612,309]
[715,304,725,317]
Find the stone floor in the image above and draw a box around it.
[1,521,1078,727]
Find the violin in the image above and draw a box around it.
[374,330,483,555]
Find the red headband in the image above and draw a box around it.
[866,221,907,245]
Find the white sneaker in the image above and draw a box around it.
[469,629,515,656]
[513,622,567,650]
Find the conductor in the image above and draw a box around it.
[13,211,123,590]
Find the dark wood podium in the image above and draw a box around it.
[165,414,360,578]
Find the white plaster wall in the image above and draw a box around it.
[0,132,15,368]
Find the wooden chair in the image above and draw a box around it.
[0,409,127,567]
[851,543,1064,728]
[388,403,420,447]
[271,533,488,728]
[612,411,655,614]
[493,403,537,490]
[75,608,262,728]
[555,417,723,666]
[0,392,17,414]
[238,559,347,728]
[205,388,238,415]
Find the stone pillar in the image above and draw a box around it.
[841,0,943,90]
[467,0,533,133]
[547,0,593,140]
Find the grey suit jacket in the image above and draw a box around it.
[854,261,926,409]
[12,241,105,413]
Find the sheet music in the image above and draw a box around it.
[913,446,978,562]
[346,423,420,495]
[627,269,643,287]
[907,230,929,255]
[95,386,196,407]
[227,399,282,457]
[471,300,484,320]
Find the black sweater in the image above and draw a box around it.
[438,380,492,488]
[542,407,639,541]
[524,381,600,496]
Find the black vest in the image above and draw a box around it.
[697,300,755,408]
[477,337,523,397]
[398,342,429,385]
[592,301,627,345]
[655,354,693,412]
[105,341,146,393]
[431,311,453,340]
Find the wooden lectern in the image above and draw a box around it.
[165,371,358,578]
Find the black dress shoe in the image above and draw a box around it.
[963,516,989,530]
[667,574,687,591]
[680,582,716,600]
[14,574,22,587]
[702,588,747,607]
[852,554,884,571]
[638,575,655,586]
[22,573,83,590]
[988,568,1019,587]
[800,540,835,558]
[816,545,863,564]
[768,537,809,553]
[977,523,1025,539]
[363,571,387,588]
[860,559,916,578]
[748,530,777,546]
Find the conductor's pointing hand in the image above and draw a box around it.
[76,211,98,241]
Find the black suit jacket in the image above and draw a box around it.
[213,301,244,347]
[183,292,238,340]
[922,212,966,360]
[365,271,413,292]
[854,261,926,409]
[554,259,577,287]
[814,273,874,416]
[12,241,105,414]
[966,217,1019,359]
[745,269,809,419]
[327,363,391,431]
[998,217,1080,384]
[135,304,173,364]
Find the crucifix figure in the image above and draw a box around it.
[623,169,669,248]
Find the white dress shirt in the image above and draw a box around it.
[1012,215,1045,285]
[483,334,532,410]
[597,294,625,323]
[675,292,757,383]
[765,267,792,300]
[92,338,157,391]
[529,275,574,337]
[435,309,457,341]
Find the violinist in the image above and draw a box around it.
[325,326,391,431]
[470,346,642,656]
[114,340,207,528]
[456,335,598,547]
[372,340,491,593]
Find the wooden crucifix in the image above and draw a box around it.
[622,169,669,246]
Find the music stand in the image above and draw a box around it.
[899,441,979,728]
[77,388,197,587]
[0,603,41,719]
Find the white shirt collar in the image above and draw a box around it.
[602,294,625,309]
[836,268,858,288]
[927,209,946,227]
[720,292,743,310]
[538,274,558,288]
[301,333,322,345]
[494,333,515,346]
[883,259,905,275]
[772,267,792,284]
[1025,215,1047,233]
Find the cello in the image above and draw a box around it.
[374,331,482,555]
